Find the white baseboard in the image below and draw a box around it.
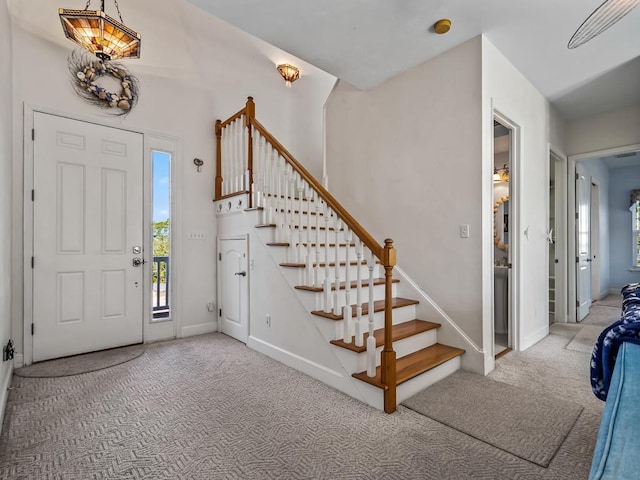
[0,362,14,436]
[520,324,549,351]
[247,336,350,393]
[180,322,217,338]
[14,353,23,369]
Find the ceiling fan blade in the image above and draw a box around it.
[568,0,640,48]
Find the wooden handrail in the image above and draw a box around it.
[219,106,246,128]
[250,118,387,263]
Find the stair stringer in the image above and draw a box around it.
[393,265,490,374]
[217,202,371,404]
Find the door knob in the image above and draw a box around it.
[132,257,145,267]
[234,271,246,277]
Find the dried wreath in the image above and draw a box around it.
[68,51,139,116]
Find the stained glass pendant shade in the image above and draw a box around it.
[59,0,141,60]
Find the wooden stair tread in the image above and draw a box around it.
[330,319,440,353]
[296,277,399,292]
[311,297,419,320]
[255,224,340,231]
[352,344,465,389]
[266,242,355,247]
[280,260,367,269]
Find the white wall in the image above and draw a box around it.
[482,37,556,352]
[326,38,485,347]
[0,0,14,425]
[578,158,610,297]
[609,165,640,289]
[566,105,640,155]
[9,0,335,360]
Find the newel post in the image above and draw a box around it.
[215,119,222,200]
[381,238,397,413]
[245,96,255,208]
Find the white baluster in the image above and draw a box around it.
[366,249,376,377]
[242,116,247,192]
[254,131,261,208]
[343,227,353,343]
[333,218,342,316]
[323,208,332,313]
[221,128,227,196]
[276,155,284,242]
[232,120,238,193]
[314,198,322,287]
[354,238,364,347]
[297,180,304,263]
[305,188,314,285]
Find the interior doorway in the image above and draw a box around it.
[493,118,512,357]
[548,150,567,324]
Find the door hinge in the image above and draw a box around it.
[31,256,34,268]
[576,301,580,308]
[32,128,35,141]
[31,323,34,335]
[219,308,222,317]
[575,173,579,180]
[219,253,221,261]
[575,212,579,219]
[31,189,35,202]
[576,256,579,263]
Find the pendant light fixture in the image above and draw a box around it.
[59,0,141,60]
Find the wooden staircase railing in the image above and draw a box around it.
[215,97,398,413]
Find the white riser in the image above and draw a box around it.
[355,356,462,411]
[312,303,418,343]
[280,264,383,288]
[333,329,439,374]
[293,284,397,313]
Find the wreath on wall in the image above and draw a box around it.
[68,51,139,116]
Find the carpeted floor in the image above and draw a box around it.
[0,331,605,479]
[593,294,622,309]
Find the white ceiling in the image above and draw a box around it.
[601,151,640,169]
[187,0,640,121]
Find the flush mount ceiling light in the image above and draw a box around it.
[277,64,300,87]
[568,0,639,49]
[434,19,452,34]
[59,0,141,60]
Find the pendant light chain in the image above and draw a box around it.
[81,0,124,23]
[113,0,124,23]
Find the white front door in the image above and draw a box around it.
[32,113,144,362]
[218,236,248,343]
[576,163,591,321]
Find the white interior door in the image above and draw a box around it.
[218,236,248,343]
[590,181,600,302]
[576,163,591,321]
[32,113,144,362]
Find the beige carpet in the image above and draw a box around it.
[403,370,583,467]
[565,325,605,353]
[14,344,145,378]
[0,333,602,479]
[594,294,622,309]
[581,305,620,327]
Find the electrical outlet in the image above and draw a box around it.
[206,302,215,312]
[266,314,271,327]
[460,224,470,238]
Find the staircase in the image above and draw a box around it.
[215,98,465,413]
